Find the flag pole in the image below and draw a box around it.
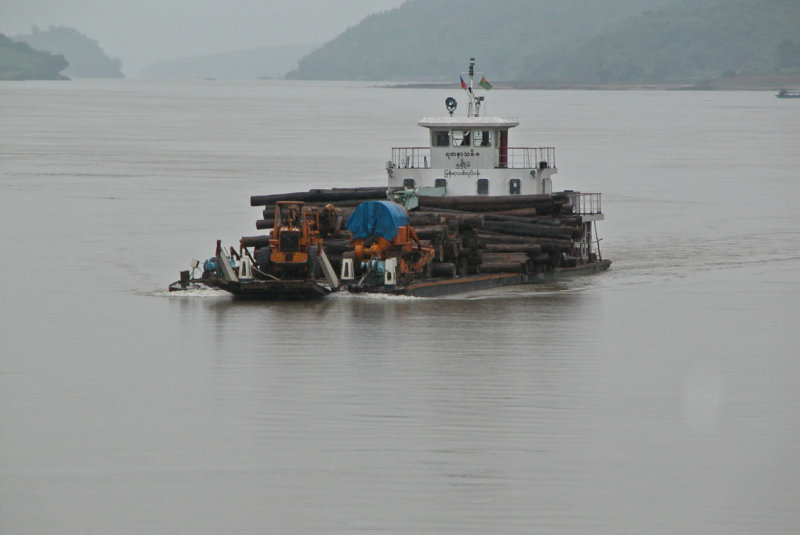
[468,58,475,116]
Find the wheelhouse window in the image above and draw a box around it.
[477,178,489,195]
[451,130,470,146]
[433,130,449,147]
[474,130,491,147]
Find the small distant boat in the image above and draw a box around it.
[776,89,800,98]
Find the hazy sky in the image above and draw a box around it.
[0,0,406,76]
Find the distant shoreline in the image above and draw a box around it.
[384,74,800,91]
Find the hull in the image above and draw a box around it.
[347,259,611,297]
[170,276,331,299]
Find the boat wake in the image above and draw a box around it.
[329,290,421,301]
[151,287,229,298]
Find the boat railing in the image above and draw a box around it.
[564,191,602,215]
[506,147,556,169]
[391,147,430,169]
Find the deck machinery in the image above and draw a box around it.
[340,201,435,291]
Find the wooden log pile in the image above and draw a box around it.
[250,187,388,207]
[244,188,583,279]
[403,194,581,275]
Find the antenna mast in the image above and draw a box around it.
[465,58,483,117]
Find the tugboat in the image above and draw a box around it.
[170,59,610,298]
[339,58,610,295]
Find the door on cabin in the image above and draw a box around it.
[498,130,508,168]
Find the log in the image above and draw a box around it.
[477,231,537,244]
[309,199,381,208]
[482,207,538,217]
[477,231,573,253]
[482,213,580,227]
[482,221,576,240]
[431,262,457,278]
[407,212,444,227]
[240,235,271,248]
[409,210,484,229]
[417,194,565,213]
[484,243,542,255]
[250,187,388,206]
[413,225,447,242]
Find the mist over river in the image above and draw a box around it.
[1,80,799,534]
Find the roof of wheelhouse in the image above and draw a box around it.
[418,116,519,129]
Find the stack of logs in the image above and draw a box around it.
[247,187,583,277]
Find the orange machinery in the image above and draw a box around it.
[344,201,435,283]
[269,201,323,273]
[351,224,435,276]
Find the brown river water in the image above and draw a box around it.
[1,80,799,534]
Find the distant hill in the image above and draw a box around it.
[141,44,316,80]
[286,0,670,81]
[287,0,800,85]
[13,26,123,78]
[519,0,800,84]
[0,34,68,80]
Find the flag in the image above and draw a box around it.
[460,75,467,90]
[479,76,493,90]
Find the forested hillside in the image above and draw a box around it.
[288,0,800,85]
[519,0,800,84]
[0,34,68,80]
[14,26,123,78]
[287,0,668,81]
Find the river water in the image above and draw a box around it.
[1,80,799,534]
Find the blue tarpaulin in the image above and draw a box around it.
[345,201,409,241]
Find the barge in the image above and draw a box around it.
[170,59,610,298]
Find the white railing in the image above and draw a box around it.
[505,147,556,169]
[565,192,602,215]
[391,147,430,169]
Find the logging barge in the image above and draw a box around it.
[170,59,610,298]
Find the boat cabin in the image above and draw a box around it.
[387,61,557,197]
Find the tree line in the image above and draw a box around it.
[287,0,800,84]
